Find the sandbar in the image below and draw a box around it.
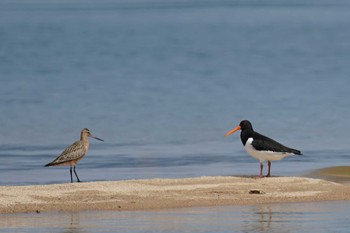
[1,176,350,214]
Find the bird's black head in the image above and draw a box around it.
[239,120,253,131]
[225,119,254,137]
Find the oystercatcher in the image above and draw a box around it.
[225,120,302,178]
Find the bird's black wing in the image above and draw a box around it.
[252,132,302,155]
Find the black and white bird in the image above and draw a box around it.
[225,120,302,178]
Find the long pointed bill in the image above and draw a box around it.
[224,125,241,137]
[90,135,104,141]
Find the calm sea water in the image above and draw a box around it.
[1,1,350,232]
[1,0,350,186]
[1,202,350,233]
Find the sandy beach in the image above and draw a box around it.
[1,175,350,214]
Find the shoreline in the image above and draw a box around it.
[2,176,350,214]
[307,166,350,183]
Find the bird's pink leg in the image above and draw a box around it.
[259,162,263,178]
[266,161,271,177]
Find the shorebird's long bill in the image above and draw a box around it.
[91,135,104,141]
[224,125,241,137]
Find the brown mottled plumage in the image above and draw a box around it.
[45,128,103,183]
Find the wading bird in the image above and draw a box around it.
[225,120,301,178]
[45,128,103,183]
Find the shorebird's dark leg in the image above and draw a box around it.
[70,166,73,183]
[259,162,263,178]
[266,161,271,177]
[73,166,81,182]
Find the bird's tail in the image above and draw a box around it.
[291,149,302,155]
[44,162,53,167]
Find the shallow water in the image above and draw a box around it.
[1,0,350,185]
[1,201,350,233]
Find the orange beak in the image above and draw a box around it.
[224,125,241,137]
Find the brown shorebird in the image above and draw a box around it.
[45,128,104,183]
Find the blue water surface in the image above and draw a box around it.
[1,201,350,233]
[1,0,350,185]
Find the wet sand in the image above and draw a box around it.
[308,166,350,183]
[2,176,350,214]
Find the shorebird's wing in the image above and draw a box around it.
[48,141,84,165]
[252,133,301,155]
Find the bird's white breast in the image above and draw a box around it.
[244,138,293,162]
